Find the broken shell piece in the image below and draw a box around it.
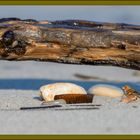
[42,99,66,105]
[121,85,140,103]
[88,84,123,98]
[54,94,93,104]
[40,83,87,102]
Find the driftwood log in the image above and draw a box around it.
[0,18,140,70]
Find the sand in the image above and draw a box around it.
[0,61,140,134]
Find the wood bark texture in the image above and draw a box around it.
[0,18,140,70]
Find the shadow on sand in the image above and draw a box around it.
[0,79,139,91]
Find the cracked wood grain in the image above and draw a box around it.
[0,18,140,70]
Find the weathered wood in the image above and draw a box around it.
[0,18,140,70]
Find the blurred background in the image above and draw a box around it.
[0,6,140,24]
[0,6,140,89]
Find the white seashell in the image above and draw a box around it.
[88,84,124,98]
[40,82,87,102]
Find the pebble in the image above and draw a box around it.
[88,84,124,98]
[39,83,87,102]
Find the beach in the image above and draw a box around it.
[0,5,140,134]
[0,61,140,134]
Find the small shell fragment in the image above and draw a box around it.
[42,99,67,105]
[40,82,87,102]
[88,84,123,98]
[121,85,140,103]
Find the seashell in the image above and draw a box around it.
[121,85,140,103]
[54,94,93,104]
[41,99,67,105]
[88,84,124,98]
[39,82,87,102]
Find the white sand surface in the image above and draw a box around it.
[0,61,140,134]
